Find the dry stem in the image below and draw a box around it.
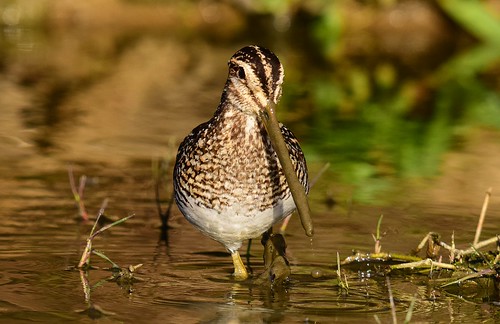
[78,199,108,268]
[390,258,456,270]
[68,165,88,221]
[415,231,499,261]
[473,187,492,245]
[77,199,135,269]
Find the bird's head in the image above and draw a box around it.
[226,45,284,114]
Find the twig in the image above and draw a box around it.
[414,233,431,254]
[386,276,397,324]
[415,234,499,261]
[390,259,456,271]
[68,165,88,221]
[78,199,134,268]
[78,199,108,268]
[90,213,134,240]
[495,236,500,264]
[473,187,492,246]
[456,236,500,258]
[450,231,455,263]
[342,252,423,265]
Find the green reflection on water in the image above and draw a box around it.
[280,1,500,203]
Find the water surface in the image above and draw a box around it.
[1,2,500,322]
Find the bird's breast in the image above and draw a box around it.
[175,111,290,214]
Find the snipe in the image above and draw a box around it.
[173,45,312,280]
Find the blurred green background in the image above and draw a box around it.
[1,0,499,204]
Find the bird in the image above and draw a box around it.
[173,45,311,280]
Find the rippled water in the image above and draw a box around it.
[0,150,499,322]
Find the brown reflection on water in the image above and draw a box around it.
[2,40,230,163]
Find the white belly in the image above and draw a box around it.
[178,194,297,252]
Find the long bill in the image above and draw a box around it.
[260,102,314,237]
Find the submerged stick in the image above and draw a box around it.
[473,187,492,245]
[261,102,313,237]
[386,277,397,324]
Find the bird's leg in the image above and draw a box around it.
[245,239,253,276]
[231,251,248,280]
[279,215,292,234]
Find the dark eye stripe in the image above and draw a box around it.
[256,46,283,88]
[252,55,269,97]
[230,45,283,100]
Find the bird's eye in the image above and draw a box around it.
[237,67,246,79]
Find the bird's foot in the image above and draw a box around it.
[231,251,248,281]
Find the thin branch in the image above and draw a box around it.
[78,175,87,198]
[78,199,108,268]
[473,187,492,245]
[90,213,134,240]
[390,258,456,271]
[450,231,455,263]
[458,236,500,257]
[68,165,88,221]
[78,199,134,268]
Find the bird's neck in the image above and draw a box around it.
[216,80,267,117]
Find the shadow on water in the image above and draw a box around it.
[0,0,499,322]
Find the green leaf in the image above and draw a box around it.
[438,0,500,45]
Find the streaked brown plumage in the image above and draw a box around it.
[173,45,308,279]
